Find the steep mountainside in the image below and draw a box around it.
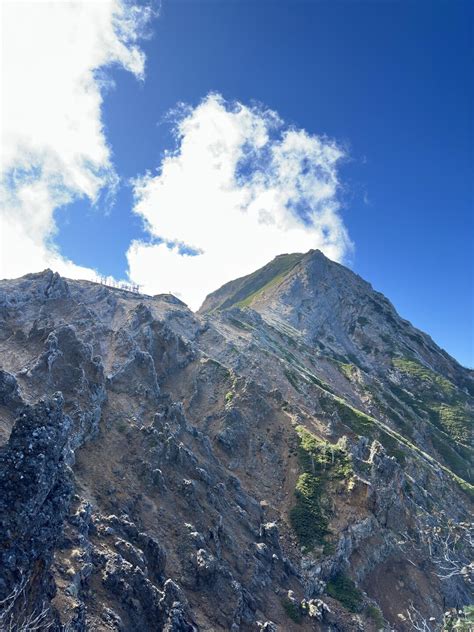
[0,252,472,632]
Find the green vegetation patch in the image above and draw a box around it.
[116,419,128,433]
[296,426,353,479]
[365,605,384,628]
[326,572,364,613]
[338,362,357,381]
[282,598,303,624]
[319,381,474,496]
[392,356,472,446]
[443,605,474,632]
[236,270,290,308]
[334,398,474,496]
[434,402,471,445]
[322,396,410,463]
[289,427,353,549]
[290,473,329,548]
[332,399,375,436]
[284,368,302,392]
[227,316,253,331]
[365,387,414,438]
[430,430,473,484]
[392,357,455,395]
[303,370,335,394]
[226,252,304,309]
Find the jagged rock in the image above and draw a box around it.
[138,531,167,580]
[257,622,278,631]
[259,522,281,550]
[0,393,73,616]
[69,500,94,535]
[102,554,164,627]
[301,597,331,620]
[254,542,271,561]
[114,538,147,570]
[0,370,23,410]
[151,467,167,490]
[195,548,217,582]
[109,349,160,400]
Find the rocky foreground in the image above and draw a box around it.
[0,250,472,631]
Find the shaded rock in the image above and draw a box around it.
[0,393,73,613]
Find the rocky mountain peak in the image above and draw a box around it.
[201,250,469,381]
[199,248,382,323]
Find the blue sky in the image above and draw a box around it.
[2,0,472,366]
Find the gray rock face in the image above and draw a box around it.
[0,393,73,621]
[0,255,472,631]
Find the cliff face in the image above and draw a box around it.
[0,255,472,632]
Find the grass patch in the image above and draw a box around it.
[392,356,472,446]
[208,252,304,310]
[326,572,364,613]
[272,341,300,366]
[333,399,375,436]
[434,402,471,445]
[377,432,406,464]
[236,273,283,307]
[392,357,455,395]
[430,431,473,484]
[367,389,414,438]
[333,398,414,463]
[235,260,301,307]
[380,333,393,346]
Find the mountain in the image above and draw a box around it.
[0,253,472,632]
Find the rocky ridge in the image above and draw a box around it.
[0,253,472,631]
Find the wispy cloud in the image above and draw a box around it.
[0,0,155,279]
[128,94,352,309]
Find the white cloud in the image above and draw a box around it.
[0,0,154,280]
[127,94,352,310]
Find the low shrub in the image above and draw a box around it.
[281,597,303,623]
[326,572,364,612]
